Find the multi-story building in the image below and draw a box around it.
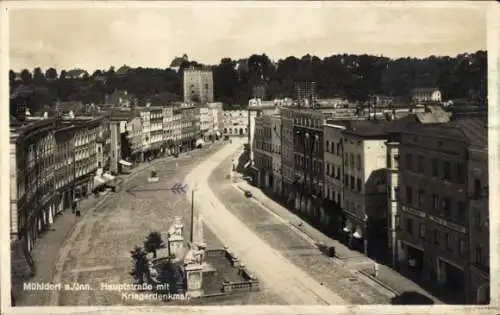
[295,81,317,107]
[71,118,100,198]
[323,122,347,233]
[341,120,392,256]
[108,110,131,172]
[279,107,296,206]
[397,118,471,302]
[10,119,56,250]
[179,105,200,151]
[465,117,489,304]
[292,108,325,225]
[139,108,151,161]
[247,99,280,163]
[171,107,183,153]
[410,87,442,104]
[207,102,224,137]
[253,114,273,189]
[270,114,282,196]
[149,106,164,157]
[183,67,214,104]
[96,116,111,171]
[223,110,248,137]
[126,115,144,162]
[162,106,175,154]
[199,106,212,140]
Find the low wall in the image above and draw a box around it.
[205,248,260,294]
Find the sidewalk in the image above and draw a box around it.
[234,177,443,304]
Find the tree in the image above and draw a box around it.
[20,69,32,83]
[130,246,150,284]
[45,67,58,80]
[9,70,15,83]
[33,67,45,83]
[144,231,165,258]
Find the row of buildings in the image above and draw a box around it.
[9,102,225,291]
[251,104,488,304]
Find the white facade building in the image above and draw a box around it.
[341,123,388,253]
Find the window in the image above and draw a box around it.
[326,141,330,152]
[336,167,341,180]
[357,178,362,192]
[432,194,440,210]
[419,224,426,239]
[433,229,440,245]
[344,174,349,185]
[457,201,466,225]
[456,163,465,184]
[474,209,482,231]
[336,143,341,156]
[356,155,361,170]
[406,186,413,205]
[445,234,452,251]
[406,219,413,235]
[344,153,348,166]
[417,190,425,207]
[350,176,355,190]
[405,154,413,171]
[350,154,354,167]
[473,179,482,199]
[443,161,451,180]
[417,156,425,173]
[459,239,465,256]
[475,246,483,265]
[394,186,400,200]
[432,158,438,177]
[326,164,330,176]
[387,153,392,168]
[443,198,451,218]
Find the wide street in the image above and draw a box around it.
[20,139,393,306]
[19,142,283,306]
[203,139,394,304]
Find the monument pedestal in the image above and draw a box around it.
[185,263,204,297]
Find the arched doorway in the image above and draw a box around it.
[477,283,490,304]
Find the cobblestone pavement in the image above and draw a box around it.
[206,148,395,304]
[186,139,347,305]
[17,143,282,306]
[232,168,443,304]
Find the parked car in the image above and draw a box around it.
[244,190,253,198]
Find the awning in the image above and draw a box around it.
[93,176,107,189]
[119,160,132,167]
[343,220,352,233]
[102,173,116,181]
[353,226,363,239]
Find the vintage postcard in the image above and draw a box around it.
[1,1,497,314]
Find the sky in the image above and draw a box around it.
[7,2,488,72]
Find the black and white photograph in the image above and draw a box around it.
[3,1,493,310]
